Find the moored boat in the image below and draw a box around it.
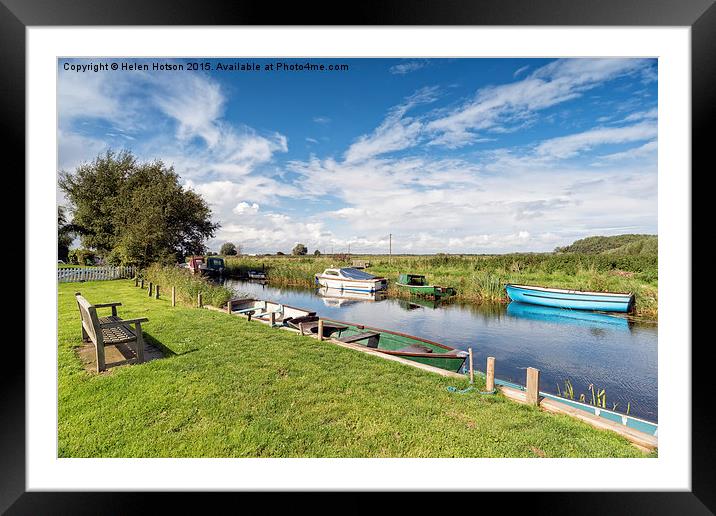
[323,318,468,373]
[505,284,634,313]
[314,267,388,293]
[188,255,206,275]
[228,298,315,325]
[396,273,456,299]
[204,256,225,277]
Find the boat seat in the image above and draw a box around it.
[337,331,380,348]
[396,344,433,354]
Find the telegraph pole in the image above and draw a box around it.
[389,233,392,265]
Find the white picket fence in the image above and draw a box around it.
[57,266,136,283]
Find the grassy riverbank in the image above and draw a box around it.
[223,253,658,319]
[58,280,650,457]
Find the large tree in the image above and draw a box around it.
[59,150,218,267]
[220,242,238,256]
[57,205,74,262]
[292,243,308,255]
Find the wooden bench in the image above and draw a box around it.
[75,292,149,372]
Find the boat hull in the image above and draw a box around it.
[229,298,315,324]
[505,284,634,312]
[315,276,387,293]
[324,319,467,373]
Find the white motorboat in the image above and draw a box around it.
[314,267,388,293]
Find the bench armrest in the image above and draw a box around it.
[100,317,149,328]
[94,302,122,309]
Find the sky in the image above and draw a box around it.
[57,57,657,255]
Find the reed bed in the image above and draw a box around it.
[144,264,233,308]
[222,253,658,319]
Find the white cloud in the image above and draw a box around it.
[426,58,653,148]
[344,86,439,162]
[534,122,657,159]
[233,202,260,215]
[389,60,428,75]
[58,67,289,183]
[152,73,225,147]
[621,107,658,123]
[513,65,530,78]
[597,140,658,163]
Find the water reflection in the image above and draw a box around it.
[317,287,385,307]
[396,298,444,311]
[506,302,632,332]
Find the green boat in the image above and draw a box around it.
[396,273,456,299]
[324,318,468,373]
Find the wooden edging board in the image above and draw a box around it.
[203,303,657,452]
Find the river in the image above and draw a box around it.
[221,279,658,422]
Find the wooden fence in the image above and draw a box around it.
[57,266,136,283]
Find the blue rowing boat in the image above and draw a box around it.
[505,284,634,312]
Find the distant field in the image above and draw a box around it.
[223,252,658,319]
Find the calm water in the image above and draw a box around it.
[222,279,658,422]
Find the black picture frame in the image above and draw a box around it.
[5,0,710,512]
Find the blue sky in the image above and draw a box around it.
[58,58,657,254]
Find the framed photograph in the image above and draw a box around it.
[8,0,711,511]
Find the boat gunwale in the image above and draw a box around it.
[506,283,634,298]
[395,282,440,289]
[322,317,458,352]
[231,298,315,316]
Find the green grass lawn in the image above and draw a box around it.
[58,280,650,458]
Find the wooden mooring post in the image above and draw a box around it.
[134,275,139,287]
[526,367,541,406]
[486,357,495,391]
[155,285,160,299]
[140,278,145,289]
[171,287,176,307]
[270,312,276,327]
[148,282,153,297]
[197,292,203,308]
[318,320,324,341]
[468,348,474,384]
[226,299,232,314]
[299,322,305,336]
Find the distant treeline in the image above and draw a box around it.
[554,234,657,255]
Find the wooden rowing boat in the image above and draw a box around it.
[322,318,467,373]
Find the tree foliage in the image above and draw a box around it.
[57,205,74,261]
[292,243,308,255]
[59,150,218,267]
[68,248,97,266]
[220,242,238,256]
[554,234,657,255]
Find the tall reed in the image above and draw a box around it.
[144,264,233,308]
